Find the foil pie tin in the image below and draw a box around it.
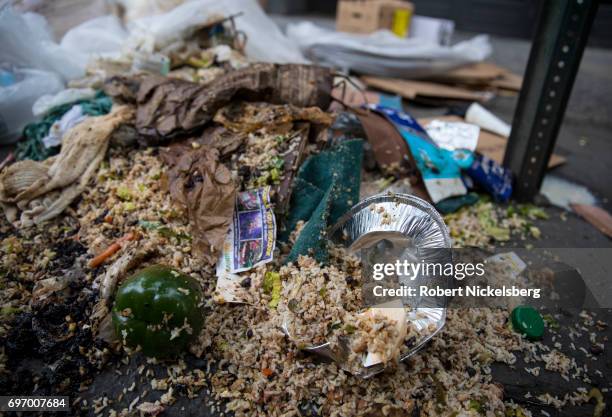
[285,193,452,377]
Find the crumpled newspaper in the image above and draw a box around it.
[161,143,237,264]
[0,106,133,226]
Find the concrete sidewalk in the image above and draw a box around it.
[463,31,612,212]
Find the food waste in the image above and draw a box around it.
[0,22,607,417]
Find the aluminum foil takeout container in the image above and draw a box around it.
[284,193,452,378]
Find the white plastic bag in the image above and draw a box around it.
[286,21,492,78]
[60,15,129,59]
[0,7,85,81]
[127,0,305,63]
[110,0,186,22]
[33,88,96,117]
[0,69,64,144]
[42,105,87,148]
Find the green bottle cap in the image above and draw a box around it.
[511,306,544,340]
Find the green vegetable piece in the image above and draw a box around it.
[327,321,342,332]
[505,407,528,417]
[263,271,277,294]
[1,306,21,317]
[542,314,560,329]
[469,399,485,415]
[269,156,284,170]
[269,285,281,308]
[433,375,447,406]
[263,272,282,308]
[270,168,281,183]
[588,387,605,417]
[344,324,356,334]
[287,298,299,313]
[529,226,541,239]
[117,186,132,201]
[255,172,270,187]
[157,227,191,242]
[519,204,549,220]
[486,226,511,241]
[510,306,544,340]
[112,265,204,357]
[138,220,161,230]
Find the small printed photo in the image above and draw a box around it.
[237,190,260,211]
[239,240,262,268]
[238,211,262,240]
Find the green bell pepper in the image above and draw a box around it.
[112,265,204,357]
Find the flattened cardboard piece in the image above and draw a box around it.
[356,110,412,173]
[430,62,507,84]
[490,71,523,92]
[571,204,612,238]
[330,75,403,110]
[362,76,489,102]
[427,62,523,92]
[355,109,430,201]
[332,89,384,109]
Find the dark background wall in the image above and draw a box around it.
[267,0,612,48]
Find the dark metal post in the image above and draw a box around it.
[503,0,599,201]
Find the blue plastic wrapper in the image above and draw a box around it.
[466,153,513,202]
[367,104,473,203]
[377,93,403,111]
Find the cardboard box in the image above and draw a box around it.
[336,0,414,34]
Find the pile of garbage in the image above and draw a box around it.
[0,1,608,417]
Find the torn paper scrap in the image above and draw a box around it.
[424,119,480,152]
[362,299,407,368]
[214,255,250,304]
[485,252,527,279]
